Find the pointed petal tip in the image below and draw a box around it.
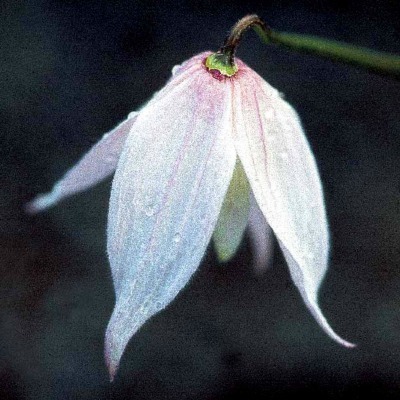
[24,194,56,215]
[339,338,357,349]
[104,313,136,383]
[24,200,40,215]
[215,248,235,264]
[328,331,356,349]
[105,353,118,383]
[107,362,117,383]
[305,296,356,350]
[24,188,61,215]
[104,332,120,383]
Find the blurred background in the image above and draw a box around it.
[1,0,400,398]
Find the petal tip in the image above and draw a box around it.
[327,328,356,349]
[24,196,47,215]
[214,246,235,264]
[341,339,357,349]
[24,200,40,215]
[24,190,60,214]
[105,354,118,383]
[104,329,120,383]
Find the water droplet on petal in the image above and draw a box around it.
[265,109,274,119]
[172,65,181,76]
[139,300,151,314]
[305,251,315,260]
[173,233,181,243]
[279,152,289,160]
[128,111,137,119]
[145,204,156,216]
[199,213,207,222]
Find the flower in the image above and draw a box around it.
[27,50,354,380]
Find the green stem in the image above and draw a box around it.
[254,26,400,80]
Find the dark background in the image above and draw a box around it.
[1,0,400,398]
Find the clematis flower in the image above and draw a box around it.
[27,16,354,381]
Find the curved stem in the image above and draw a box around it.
[223,14,400,81]
[219,14,271,66]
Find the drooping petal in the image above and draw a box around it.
[230,61,354,347]
[213,159,250,263]
[25,53,209,215]
[25,113,138,213]
[248,191,274,274]
[105,54,237,380]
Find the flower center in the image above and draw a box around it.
[204,15,270,81]
[204,53,238,80]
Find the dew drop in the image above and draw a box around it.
[139,299,152,314]
[173,233,181,243]
[138,305,147,314]
[145,204,156,216]
[128,111,137,119]
[279,152,289,160]
[172,65,181,76]
[265,109,274,119]
[306,251,315,260]
[200,213,207,222]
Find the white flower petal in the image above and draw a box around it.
[105,63,236,380]
[230,69,354,347]
[25,54,208,215]
[280,242,354,347]
[248,191,274,274]
[25,113,137,213]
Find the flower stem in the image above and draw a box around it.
[219,15,271,66]
[225,14,400,81]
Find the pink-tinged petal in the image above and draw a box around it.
[105,56,236,380]
[230,61,354,347]
[25,54,210,215]
[248,191,274,274]
[25,113,138,214]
